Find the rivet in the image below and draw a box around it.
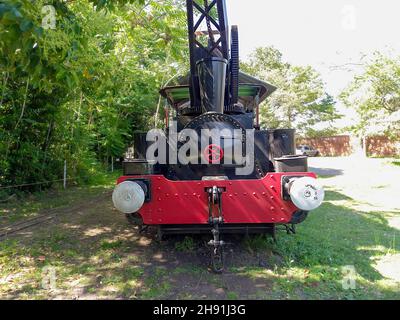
[193,193,196,196]
[158,198,161,201]
[270,196,274,200]
[175,193,178,197]
[157,187,161,190]
[270,206,275,211]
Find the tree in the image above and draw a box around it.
[241,47,341,136]
[0,0,188,189]
[340,52,400,138]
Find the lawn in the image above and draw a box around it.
[0,171,121,225]
[0,159,399,299]
[234,188,400,299]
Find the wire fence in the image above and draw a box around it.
[0,178,75,191]
[0,158,121,194]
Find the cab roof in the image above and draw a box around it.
[160,72,276,110]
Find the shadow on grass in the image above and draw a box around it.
[323,190,353,201]
[309,167,343,177]
[267,191,400,298]
[1,190,399,299]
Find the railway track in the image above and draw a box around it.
[0,191,112,241]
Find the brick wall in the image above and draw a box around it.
[366,136,400,157]
[297,135,400,157]
[296,135,352,156]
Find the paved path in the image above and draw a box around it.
[309,156,400,212]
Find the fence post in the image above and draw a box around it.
[111,157,114,172]
[362,136,368,157]
[63,160,67,189]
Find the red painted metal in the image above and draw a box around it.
[116,172,317,225]
[165,106,169,127]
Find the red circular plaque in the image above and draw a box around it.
[204,144,224,164]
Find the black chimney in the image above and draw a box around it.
[196,57,227,114]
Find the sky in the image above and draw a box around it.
[226,0,400,128]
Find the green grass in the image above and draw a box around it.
[243,234,273,253]
[141,267,172,299]
[174,236,196,252]
[227,291,239,300]
[233,187,400,299]
[0,170,121,224]
[100,240,124,250]
[1,166,399,299]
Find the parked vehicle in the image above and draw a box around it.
[296,145,319,157]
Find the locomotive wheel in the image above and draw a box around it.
[125,212,143,227]
[289,210,309,224]
[230,25,239,105]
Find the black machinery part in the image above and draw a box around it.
[274,155,308,173]
[289,210,309,224]
[268,129,296,158]
[229,25,239,106]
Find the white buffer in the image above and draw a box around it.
[289,176,324,211]
[112,181,145,214]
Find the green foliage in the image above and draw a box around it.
[243,234,272,253]
[302,127,341,139]
[175,236,196,252]
[100,240,124,250]
[241,47,342,134]
[0,0,187,189]
[340,52,400,137]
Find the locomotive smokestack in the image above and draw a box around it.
[197,57,227,114]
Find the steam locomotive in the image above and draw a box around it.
[112,0,324,271]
